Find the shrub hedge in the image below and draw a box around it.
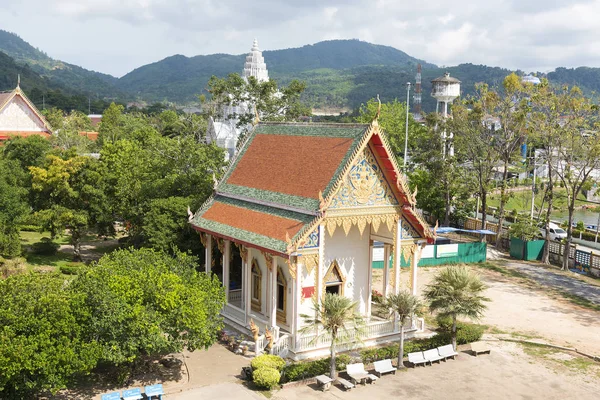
[253,367,280,390]
[251,354,286,372]
[59,265,80,275]
[360,322,485,364]
[281,354,351,383]
[31,238,59,256]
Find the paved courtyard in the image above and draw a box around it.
[505,261,600,306]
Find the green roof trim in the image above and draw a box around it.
[254,123,367,138]
[211,196,315,223]
[218,184,320,212]
[193,218,289,254]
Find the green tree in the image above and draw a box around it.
[72,248,226,365]
[0,273,101,397]
[97,102,125,145]
[382,290,422,369]
[207,73,310,142]
[29,154,112,259]
[51,110,94,151]
[356,98,426,163]
[301,294,365,379]
[423,266,489,350]
[2,135,52,170]
[451,84,502,238]
[548,86,600,269]
[509,218,539,241]
[0,159,29,256]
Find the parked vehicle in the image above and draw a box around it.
[539,223,567,241]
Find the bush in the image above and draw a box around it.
[253,367,280,390]
[281,354,351,382]
[251,354,286,372]
[31,237,59,256]
[19,224,42,232]
[60,265,80,275]
[0,231,21,257]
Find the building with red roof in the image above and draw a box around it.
[191,118,433,359]
[0,84,53,142]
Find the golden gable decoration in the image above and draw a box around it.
[329,147,399,209]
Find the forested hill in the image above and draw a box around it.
[0,30,123,99]
[4,29,600,112]
[117,39,436,105]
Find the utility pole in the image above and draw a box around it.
[403,82,411,169]
[530,150,537,219]
[88,98,91,114]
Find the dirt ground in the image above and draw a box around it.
[274,340,600,400]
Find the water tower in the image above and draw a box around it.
[431,72,461,157]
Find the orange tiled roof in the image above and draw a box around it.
[203,201,304,242]
[227,134,354,199]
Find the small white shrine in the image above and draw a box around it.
[0,81,53,142]
[206,39,270,159]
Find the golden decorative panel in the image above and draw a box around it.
[329,147,399,209]
[401,217,421,239]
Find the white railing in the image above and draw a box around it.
[222,304,246,325]
[365,319,394,337]
[256,334,265,355]
[295,318,398,352]
[271,334,291,357]
[228,289,242,303]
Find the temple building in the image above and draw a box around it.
[0,82,53,142]
[206,39,270,160]
[191,117,434,359]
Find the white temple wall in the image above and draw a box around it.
[296,258,316,327]
[324,224,370,315]
[0,97,46,132]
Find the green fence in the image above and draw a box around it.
[510,237,544,261]
[372,242,487,269]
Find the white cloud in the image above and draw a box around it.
[0,0,599,76]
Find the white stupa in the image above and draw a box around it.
[243,39,269,82]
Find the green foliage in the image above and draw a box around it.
[59,264,80,275]
[424,266,490,349]
[359,323,485,364]
[31,237,60,255]
[251,354,286,372]
[2,135,52,170]
[72,248,226,365]
[0,273,102,397]
[301,294,364,378]
[509,219,539,241]
[281,354,351,382]
[0,158,29,257]
[252,367,280,390]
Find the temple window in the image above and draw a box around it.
[324,260,344,296]
[276,266,287,323]
[251,259,262,312]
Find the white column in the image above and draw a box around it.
[245,248,252,319]
[205,235,212,274]
[411,243,423,296]
[317,224,325,305]
[223,240,230,300]
[382,244,390,297]
[394,219,402,294]
[366,238,374,319]
[292,262,301,338]
[269,256,278,329]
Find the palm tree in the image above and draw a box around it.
[300,293,365,379]
[423,265,490,350]
[382,290,422,369]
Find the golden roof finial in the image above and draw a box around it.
[375,94,381,120]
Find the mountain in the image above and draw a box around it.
[117,39,436,106]
[0,30,123,99]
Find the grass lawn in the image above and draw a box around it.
[486,188,588,213]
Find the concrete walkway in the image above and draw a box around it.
[170,382,262,400]
[505,261,600,306]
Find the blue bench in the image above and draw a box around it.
[101,393,120,400]
[145,384,165,399]
[123,388,143,400]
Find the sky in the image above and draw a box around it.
[1,0,600,77]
